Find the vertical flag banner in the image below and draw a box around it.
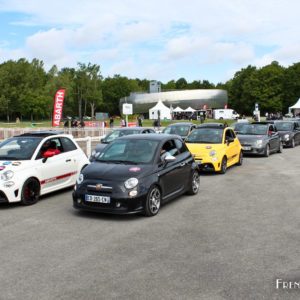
[52,89,66,127]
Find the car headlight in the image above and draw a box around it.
[1,170,14,181]
[124,178,138,189]
[77,174,84,184]
[255,140,263,147]
[284,134,290,141]
[209,150,217,157]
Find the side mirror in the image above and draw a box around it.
[164,155,176,163]
[100,138,105,143]
[43,151,55,158]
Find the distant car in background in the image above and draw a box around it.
[162,123,196,139]
[236,122,282,156]
[90,127,156,162]
[274,121,300,148]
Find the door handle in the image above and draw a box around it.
[66,159,71,162]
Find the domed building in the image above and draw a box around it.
[119,81,227,118]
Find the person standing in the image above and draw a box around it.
[109,117,114,128]
[138,116,142,127]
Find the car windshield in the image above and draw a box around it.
[96,139,160,164]
[231,122,249,132]
[275,122,293,131]
[185,128,224,144]
[103,129,139,143]
[237,124,268,135]
[162,125,190,136]
[0,137,42,160]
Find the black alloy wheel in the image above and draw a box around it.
[144,186,161,217]
[187,170,200,195]
[21,178,40,205]
[237,151,243,166]
[264,144,270,157]
[220,156,227,174]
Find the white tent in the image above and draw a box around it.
[173,106,184,112]
[289,98,300,114]
[184,106,196,112]
[149,100,171,120]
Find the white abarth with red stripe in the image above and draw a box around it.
[0,131,89,205]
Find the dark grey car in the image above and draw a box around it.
[236,122,282,157]
[90,127,156,161]
[274,121,300,148]
[162,123,196,139]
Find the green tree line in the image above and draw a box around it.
[0,58,299,121]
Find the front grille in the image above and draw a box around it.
[86,184,113,194]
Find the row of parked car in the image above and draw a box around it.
[0,118,299,217]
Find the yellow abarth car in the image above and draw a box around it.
[185,123,243,174]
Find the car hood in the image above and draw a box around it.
[0,160,30,172]
[83,161,154,181]
[186,143,225,156]
[237,135,266,143]
[94,143,108,153]
[277,131,290,137]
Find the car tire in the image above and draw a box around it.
[219,117,223,120]
[21,178,40,205]
[291,138,295,148]
[277,141,283,153]
[186,170,200,195]
[237,151,243,166]
[264,144,270,157]
[220,156,227,174]
[144,185,161,217]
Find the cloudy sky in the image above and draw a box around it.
[0,0,300,84]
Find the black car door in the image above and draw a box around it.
[158,138,190,198]
[268,124,279,151]
[293,123,300,144]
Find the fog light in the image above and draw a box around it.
[116,202,121,208]
[77,198,81,204]
[212,157,218,162]
[129,190,138,197]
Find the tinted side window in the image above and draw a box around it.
[161,139,179,157]
[175,139,188,154]
[228,129,236,138]
[61,137,77,152]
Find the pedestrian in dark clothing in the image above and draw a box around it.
[109,117,114,128]
[138,117,142,127]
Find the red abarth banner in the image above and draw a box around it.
[52,89,66,127]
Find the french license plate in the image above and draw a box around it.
[242,146,251,151]
[85,195,110,203]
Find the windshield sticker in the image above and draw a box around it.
[129,167,141,172]
[3,162,12,165]
[0,166,6,171]
[12,162,21,166]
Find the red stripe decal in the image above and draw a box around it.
[41,171,78,185]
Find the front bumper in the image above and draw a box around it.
[241,145,265,155]
[72,190,147,215]
[194,159,219,172]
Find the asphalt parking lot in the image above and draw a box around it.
[1,146,300,300]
